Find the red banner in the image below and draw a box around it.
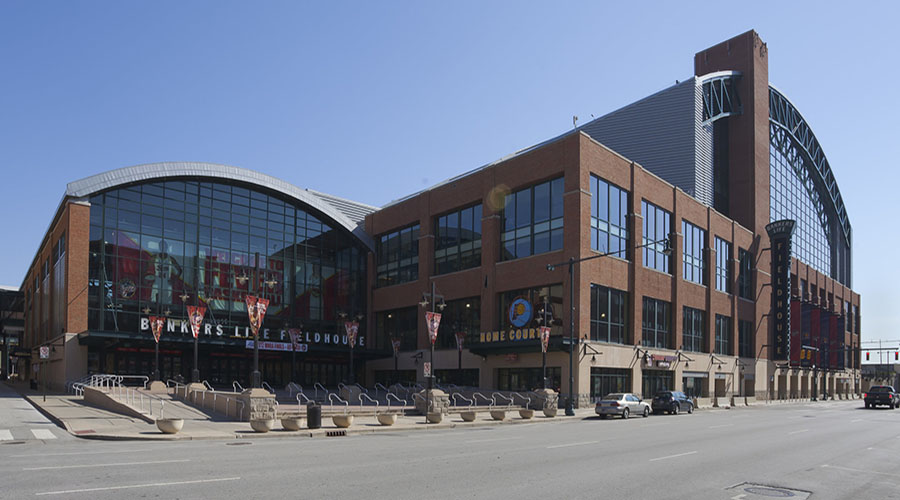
[245,295,270,338]
[288,328,302,350]
[149,316,164,344]
[789,301,801,366]
[345,321,359,348]
[425,311,441,345]
[186,305,206,339]
[455,332,465,351]
[391,337,401,357]
[540,326,551,353]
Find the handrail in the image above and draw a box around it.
[202,380,215,392]
[374,382,389,399]
[314,383,327,400]
[411,392,426,405]
[195,389,246,421]
[328,393,349,415]
[165,379,184,389]
[337,382,347,391]
[510,392,531,409]
[386,393,407,413]
[296,392,312,411]
[359,393,380,414]
[107,384,166,419]
[233,381,244,393]
[262,381,274,393]
[287,382,302,398]
[452,393,474,409]
[354,383,369,395]
[492,392,513,410]
[472,392,492,407]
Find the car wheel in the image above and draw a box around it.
[687,404,693,414]
[643,406,650,418]
[672,404,679,415]
[622,408,630,419]
[865,402,870,409]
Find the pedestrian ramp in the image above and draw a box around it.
[136,390,220,421]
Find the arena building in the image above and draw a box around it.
[21,30,860,405]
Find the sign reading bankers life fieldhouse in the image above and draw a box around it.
[766,219,795,361]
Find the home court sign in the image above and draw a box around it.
[766,219,795,361]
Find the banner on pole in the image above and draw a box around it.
[186,305,207,339]
[288,328,302,350]
[391,337,402,357]
[245,295,270,338]
[345,321,359,348]
[455,331,466,351]
[149,316,165,344]
[425,311,442,345]
[540,326,551,353]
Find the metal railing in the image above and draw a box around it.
[472,392,492,407]
[108,383,166,419]
[196,390,246,422]
[296,392,312,412]
[314,383,327,400]
[452,393,474,409]
[262,381,274,393]
[510,392,532,409]
[202,380,215,392]
[374,383,390,400]
[386,393,407,413]
[328,393,349,415]
[287,382,302,398]
[233,381,244,393]
[359,393,379,413]
[491,392,513,410]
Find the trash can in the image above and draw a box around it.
[307,402,321,429]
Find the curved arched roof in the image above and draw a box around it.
[66,162,376,250]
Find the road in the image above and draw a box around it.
[1,400,898,499]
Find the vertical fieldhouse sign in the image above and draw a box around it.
[766,220,795,360]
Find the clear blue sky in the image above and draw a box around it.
[1,2,897,344]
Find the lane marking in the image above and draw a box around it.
[35,477,241,496]
[25,459,189,471]
[822,464,900,478]
[31,429,56,440]
[0,430,13,441]
[11,448,165,458]
[649,451,697,462]
[788,429,809,435]
[851,419,863,423]
[546,441,598,449]
[709,424,733,429]
[466,437,516,444]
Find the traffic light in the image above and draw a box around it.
[866,351,870,361]
[895,351,898,361]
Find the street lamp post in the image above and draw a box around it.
[547,234,673,417]
[419,281,445,422]
[538,291,550,389]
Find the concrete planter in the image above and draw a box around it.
[518,409,535,419]
[376,414,397,426]
[332,415,354,428]
[156,418,184,434]
[490,410,507,421]
[543,408,558,418]
[250,418,275,433]
[460,411,477,422]
[281,416,305,431]
[427,412,443,424]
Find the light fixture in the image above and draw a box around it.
[179,293,190,303]
[591,354,596,364]
[235,273,249,285]
[142,307,151,315]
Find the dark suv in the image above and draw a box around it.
[864,386,898,409]
[651,391,694,415]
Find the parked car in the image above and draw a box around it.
[595,393,650,419]
[864,386,898,409]
[651,391,694,415]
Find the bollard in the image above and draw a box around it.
[307,401,322,429]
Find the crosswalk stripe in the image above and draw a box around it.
[31,429,56,440]
[0,430,13,441]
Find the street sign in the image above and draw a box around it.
[39,346,49,359]
[423,361,432,378]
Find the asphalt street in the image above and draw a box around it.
[1,400,898,499]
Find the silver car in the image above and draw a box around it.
[595,393,651,419]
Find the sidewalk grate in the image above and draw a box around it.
[726,482,811,499]
[326,430,347,437]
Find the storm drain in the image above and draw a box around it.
[226,441,252,446]
[1,441,25,445]
[727,483,811,499]
[326,430,347,437]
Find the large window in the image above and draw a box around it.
[642,200,671,273]
[682,307,705,353]
[52,233,66,336]
[590,284,627,344]
[501,177,564,261]
[591,368,631,402]
[87,180,367,336]
[591,176,629,257]
[434,297,480,350]
[375,307,418,352]
[642,371,673,400]
[377,224,419,287]
[435,205,482,275]
[714,237,731,293]
[682,220,706,285]
[738,319,753,358]
[737,248,753,300]
[498,367,561,392]
[642,297,671,349]
[715,314,732,355]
